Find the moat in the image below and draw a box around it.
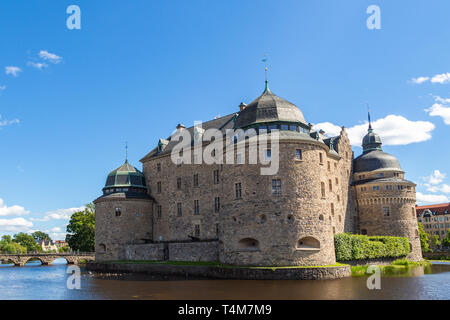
[0,259,449,299]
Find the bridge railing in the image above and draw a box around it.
[0,250,95,255]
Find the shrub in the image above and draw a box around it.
[334,233,409,261]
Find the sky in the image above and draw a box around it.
[1,0,450,240]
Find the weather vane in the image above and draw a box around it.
[262,54,269,89]
[125,141,128,162]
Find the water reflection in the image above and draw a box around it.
[0,261,448,300]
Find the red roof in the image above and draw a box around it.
[416,203,450,216]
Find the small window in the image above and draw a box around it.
[372,186,380,191]
[295,149,302,160]
[215,223,219,235]
[193,174,198,187]
[177,203,182,217]
[281,124,289,130]
[265,149,271,161]
[194,200,200,215]
[382,207,390,217]
[156,205,162,218]
[215,197,220,213]
[272,179,281,195]
[327,161,330,171]
[335,178,338,185]
[99,244,106,252]
[194,224,200,237]
[157,181,161,193]
[115,208,121,217]
[235,183,242,199]
[331,203,335,215]
[319,153,323,164]
[213,170,220,184]
[289,125,297,131]
[328,179,333,192]
[321,182,326,198]
[177,177,181,190]
[157,163,161,172]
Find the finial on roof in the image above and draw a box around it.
[367,104,373,132]
[125,141,128,163]
[262,54,270,93]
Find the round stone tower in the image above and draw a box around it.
[94,159,153,261]
[353,120,422,261]
[218,82,350,267]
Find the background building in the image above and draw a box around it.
[417,203,450,241]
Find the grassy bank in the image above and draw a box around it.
[350,259,431,277]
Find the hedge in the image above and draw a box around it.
[334,233,410,261]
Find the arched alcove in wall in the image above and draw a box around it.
[296,237,320,250]
[238,238,259,251]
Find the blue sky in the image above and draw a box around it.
[1,0,450,239]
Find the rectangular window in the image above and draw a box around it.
[331,203,335,215]
[157,205,162,218]
[177,177,181,190]
[235,183,242,199]
[177,203,182,217]
[213,170,220,184]
[115,207,121,217]
[319,153,323,164]
[194,200,199,215]
[373,186,380,191]
[382,207,390,217]
[193,174,198,187]
[329,179,333,192]
[327,161,330,171]
[335,177,339,185]
[272,179,282,195]
[321,182,326,198]
[157,181,161,193]
[281,124,289,130]
[157,163,161,172]
[265,149,271,161]
[194,224,200,237]
[295,149,302,160]
[215,197,220,213]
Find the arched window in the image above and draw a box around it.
[238,238,259,251]
[99,244,106,252]
[415,229,419,238]
[297,237,320,250]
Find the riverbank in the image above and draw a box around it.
[350,259,432,276]
[86,260,351,280]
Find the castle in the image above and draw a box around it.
[94,81,422,266]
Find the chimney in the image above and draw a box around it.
[239,102,247,111]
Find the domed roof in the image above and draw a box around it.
[362,127,382,153]
[353,150,402,173]
[103,160,147,190]
[235,82,308,128]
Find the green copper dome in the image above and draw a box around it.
[102,160,147,194]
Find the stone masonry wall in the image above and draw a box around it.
[168,241,218,262]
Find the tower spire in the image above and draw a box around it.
[125,141,128,163]
[262,54,270,92]
[367,104,373,132]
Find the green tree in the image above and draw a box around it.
[0,235,27,254]
[12,233,41,252]
[66,204,95,252]
[431,235,441,248]
[442,229,450,247]
[31,231,51,243]
[418,223,431,253]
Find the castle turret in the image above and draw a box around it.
[353,116,422,261]
[93,159,153,261]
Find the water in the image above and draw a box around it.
[0,259,449,300]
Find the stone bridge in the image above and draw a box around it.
[0,252,95,266]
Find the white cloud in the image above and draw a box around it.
[0,85,5,91]
[425,170,446,185]
[0,198,29,217]
[39,50,62,64]
[426,102,450,125]
[30,206,85,222]
[27,61,48,70]
[416,192,449,204]
[0,217,33,232]
[0,114,20,127]
[314,114,435,147]
[427,184,450,194]
[431,73,450,84]
[5,66,22,77]
[50,227,62,232]
[411,76,429,84]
